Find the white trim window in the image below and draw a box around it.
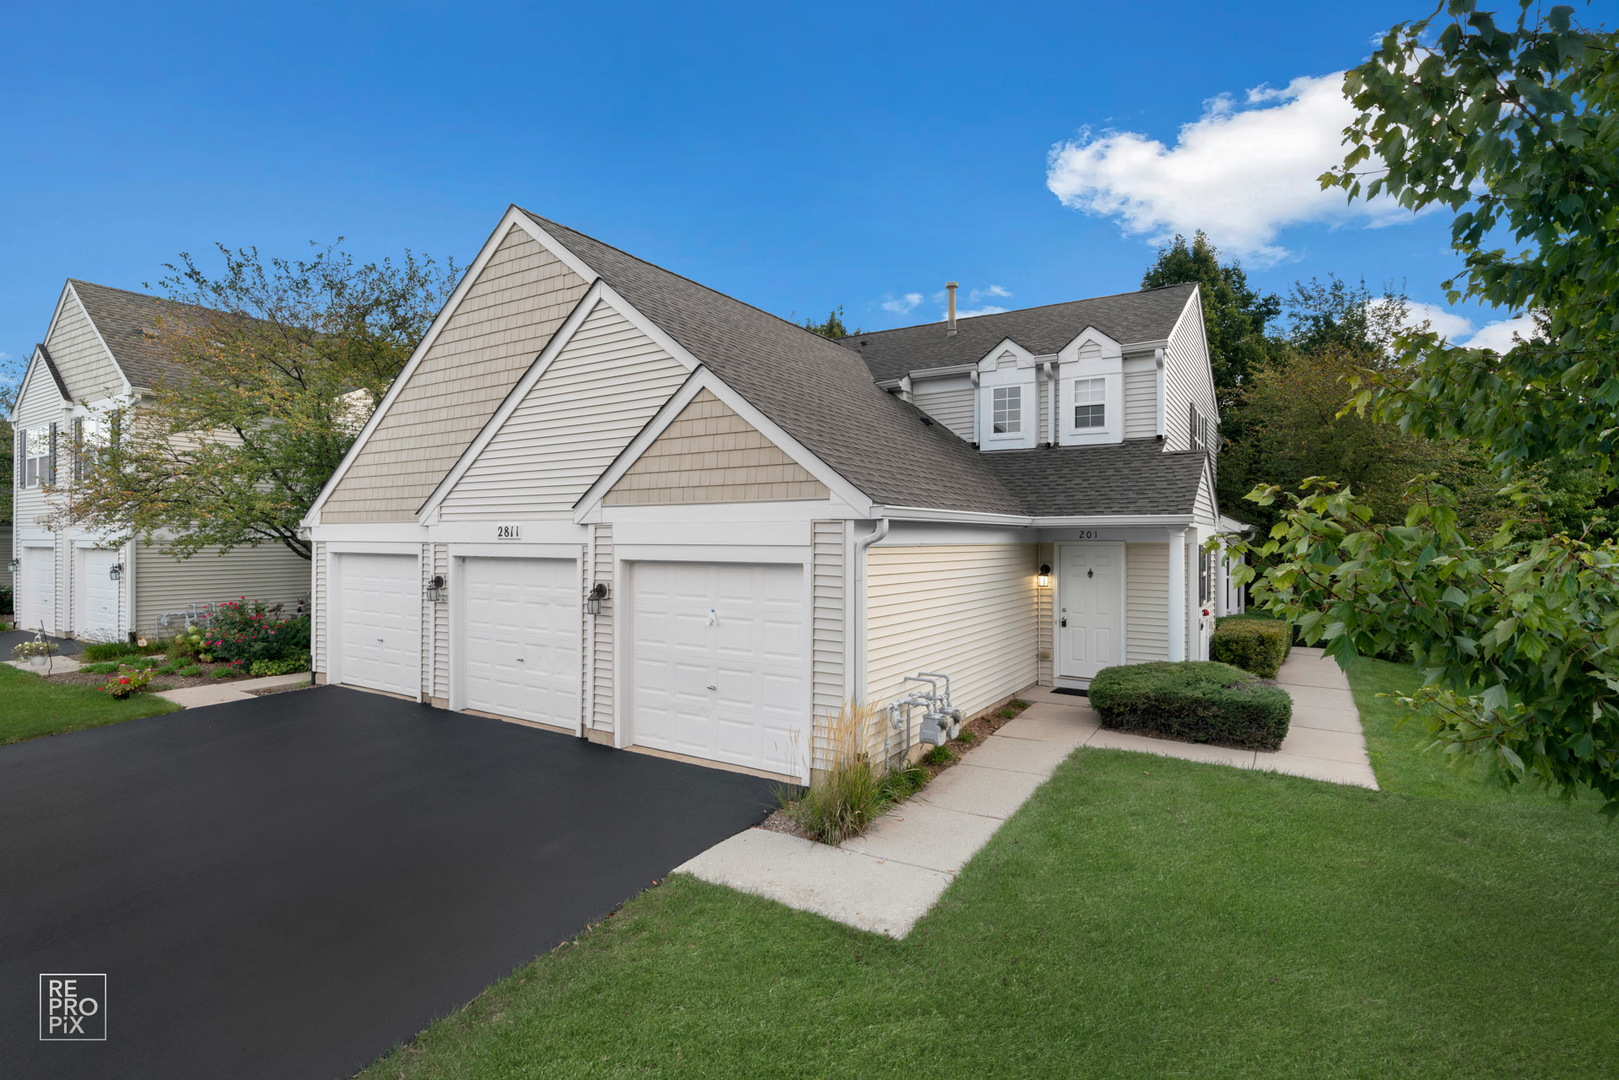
[1073,378,1106,430]
[23,427,51,488]
[991,386,1022,435]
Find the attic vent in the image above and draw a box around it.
[920,416,935,426]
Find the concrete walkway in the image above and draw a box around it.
[155,672,312,708]
[678,646,1375,938]
[5,656,84,676]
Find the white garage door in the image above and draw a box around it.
[462,557,580,728]
[22,547,54,634]
[76,549,121,642]
[630,562,808,777]
[336,553,418,695]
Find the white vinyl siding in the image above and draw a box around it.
[12,362,67,527]
[313,542,328,673]
[132,542,312,636]
[810,520,847,771]
[429,544,449,701]
[911,378,974,442]
[1035,541,1054,685]
[1194,467,1217,525]
[1162,293,1217,452]
[440,303,689,519]
[1125,542,1170,663]
[865,544,1038,757]
[588,524,614,735]
[321,226,591,523]
[47,289,124,400]
[1124,361,1157,439]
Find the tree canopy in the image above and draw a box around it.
[1141,231,1281,405]
[1231,0,1619,812]
[55,242,457,560]
[801,306,860,339]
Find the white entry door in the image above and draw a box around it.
[22,547,55,635]
[461,557,580,728]
[1057,543,1123,681]
[629,562,808,778]
[76,548,121,642]
[336,553,418,695]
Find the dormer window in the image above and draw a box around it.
[1073,378,1105,430]
[992,386,1022,434]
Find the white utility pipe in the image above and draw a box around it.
[852,517,890,705]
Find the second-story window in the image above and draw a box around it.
[992,386,1022,434]
[1073,378,1106,429]
[23,427,52,488]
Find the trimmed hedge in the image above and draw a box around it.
[1210,615,1292,678]
[1088,661,1292,752]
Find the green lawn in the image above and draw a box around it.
[0,663,179,745]
[356,658,1619,1080]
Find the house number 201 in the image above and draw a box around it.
[1072,529,1100,540]
[495,524,522,540]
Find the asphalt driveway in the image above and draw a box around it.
[0,687,777,1079]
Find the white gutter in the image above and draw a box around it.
[868,504,1196,529]
[851,517,889,705]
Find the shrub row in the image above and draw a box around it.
[1210,615,1292,678]
[1088,661,1292,752]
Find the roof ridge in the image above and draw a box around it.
[845,281,1197,341]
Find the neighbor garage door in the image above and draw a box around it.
[76,548,120,643]
[336,553,418,695]
[21,547,54,634]
[629,562,808,777]
[462,557,580,728]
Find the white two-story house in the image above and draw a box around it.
[301,206,1230,782]
[9,280,311,641]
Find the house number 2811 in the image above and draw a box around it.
[495,524,522,540]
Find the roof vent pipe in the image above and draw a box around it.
[946,282,958,337]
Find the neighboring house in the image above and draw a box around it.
[302,206,1237,782]
[8,280,310,641]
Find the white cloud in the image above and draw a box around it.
[880,292,923,315]
[957,305,1009,318]
[970,285,1012,303]
[1046,73,1414,263]
[1382,298,1540,353]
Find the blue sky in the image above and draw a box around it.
[0,0,1533,377]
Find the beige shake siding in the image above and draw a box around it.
[866,544,1039,754]
[1124,360,1157,439]
[321,226,590,522]
[604,389,827,506]
[439,303,688,519]
[1125,542,1170,662]
[132,542,311,635]
[911,379,974,442]
[588,525,614,738]
[48,289,124,400]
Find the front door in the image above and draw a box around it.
[1057,544,1122,681]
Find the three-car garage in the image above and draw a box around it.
[323,547,812,780]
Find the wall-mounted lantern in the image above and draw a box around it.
[425,574,446,603]
[6,558,18,575]
[108,562,124,582]
[1037,563,1052,589]
[585,582,609,616]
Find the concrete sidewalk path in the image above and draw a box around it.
[679,647,1378,939]
[676,721,1088,938]
[155,672,312,708]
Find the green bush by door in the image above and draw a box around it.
[1088,661,1292,751]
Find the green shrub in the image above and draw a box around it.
[1210,617,1292,678]
[77,661,120,674]
[176,664,206,677]
[210,663,246,679]
[99,664,154,699]
[923,744,956,766]
[248,653,311,678]
[876,762,928,802]
[1088,661,1292,752]
[202,600,311,664]
[80,641,139,662]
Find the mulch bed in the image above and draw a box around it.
[761,695,1035,840]
[47,657,257,692]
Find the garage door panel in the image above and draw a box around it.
[23,548,54,634]
[337,554,418,695]
[461,557,580,729]
[630,561,808,777]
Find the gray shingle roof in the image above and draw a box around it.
[978,439,1208,516]
[521,210,1207,519]
[524,210,1025,516]
[846,284,1196,383]
[68,279,209,390]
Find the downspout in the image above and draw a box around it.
[852,517,890,705]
